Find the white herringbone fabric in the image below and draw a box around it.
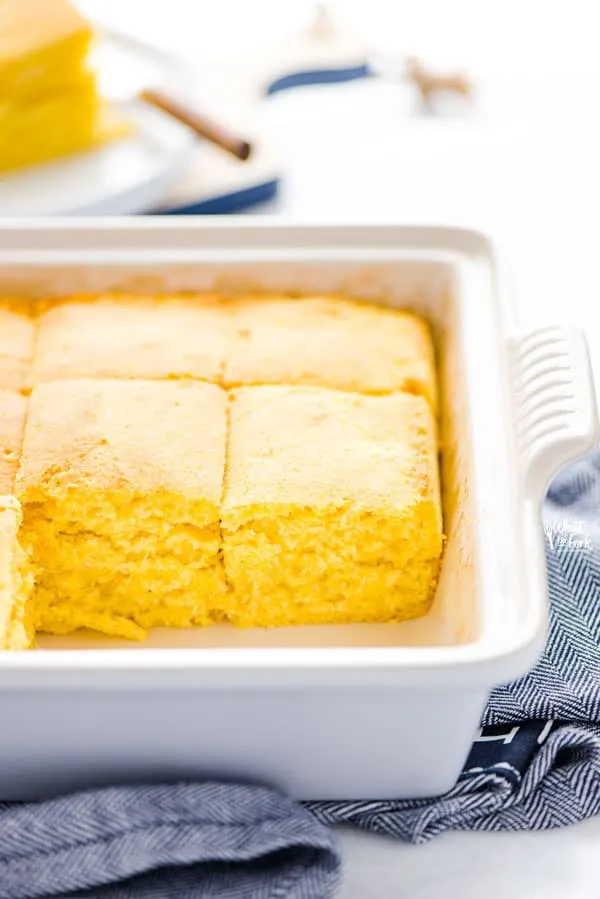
[1,456,599,898]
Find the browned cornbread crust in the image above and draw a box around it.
[27,292,437,409]
[28,294,234,387]
[224,295,438,409]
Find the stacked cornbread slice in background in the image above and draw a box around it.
[0,0,123,174]
[1,293,442,648]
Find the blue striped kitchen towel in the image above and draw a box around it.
[1,454,599,899]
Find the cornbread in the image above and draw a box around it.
[0,92,125,175]
[0,390,33,649]
[28,295,233,387]
[28,293,438,409]
[17,379,227,640]
[225,295,438,410]
[0,0,124,174]
[0,0,92,94]
[0,498,33,649]
[0,290,443,646]
[0,299,35,392]
[222,386,442,627]
[0,388,28,493]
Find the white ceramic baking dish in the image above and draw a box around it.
[0,220,597,802]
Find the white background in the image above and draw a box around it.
[80,1,600,894]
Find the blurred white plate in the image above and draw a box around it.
[0,30,196,216]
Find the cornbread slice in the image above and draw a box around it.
[0,299,35,392]
[28,295,233,387]
[0,498,34,650]
[0,390,33,649]
[222,386,443,627]
[0,388,28,493]
[0,85,123,174]
[224,295,438,411]
[17,379,228,640]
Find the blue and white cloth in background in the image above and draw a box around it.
[1,455,599,899]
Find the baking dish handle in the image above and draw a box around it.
[510,327,599,499]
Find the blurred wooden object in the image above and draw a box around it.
[406,56,472,108]
[140,88,252,161]
[310,3,336,40]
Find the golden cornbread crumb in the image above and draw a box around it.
[28,294,234,388]
[225,295,438,410]
[0,387,32,647]
[17,379,228,639]
[0,389,28,494]
[222,386,443,627]
[0,300,35,392]
[0,497,34,650]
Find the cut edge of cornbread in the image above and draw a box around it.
[0,383,34,647]
[222,501,443,628]
[0,388,28,494]
[22,490,227,641]
[0,497,34,650]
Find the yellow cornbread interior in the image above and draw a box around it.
[0,0,125,174]
[0,389,34,649]
[0,291,443,647]
[0,498,34,650]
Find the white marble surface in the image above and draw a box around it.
[337,817,600,898]
[76,2,600,894]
